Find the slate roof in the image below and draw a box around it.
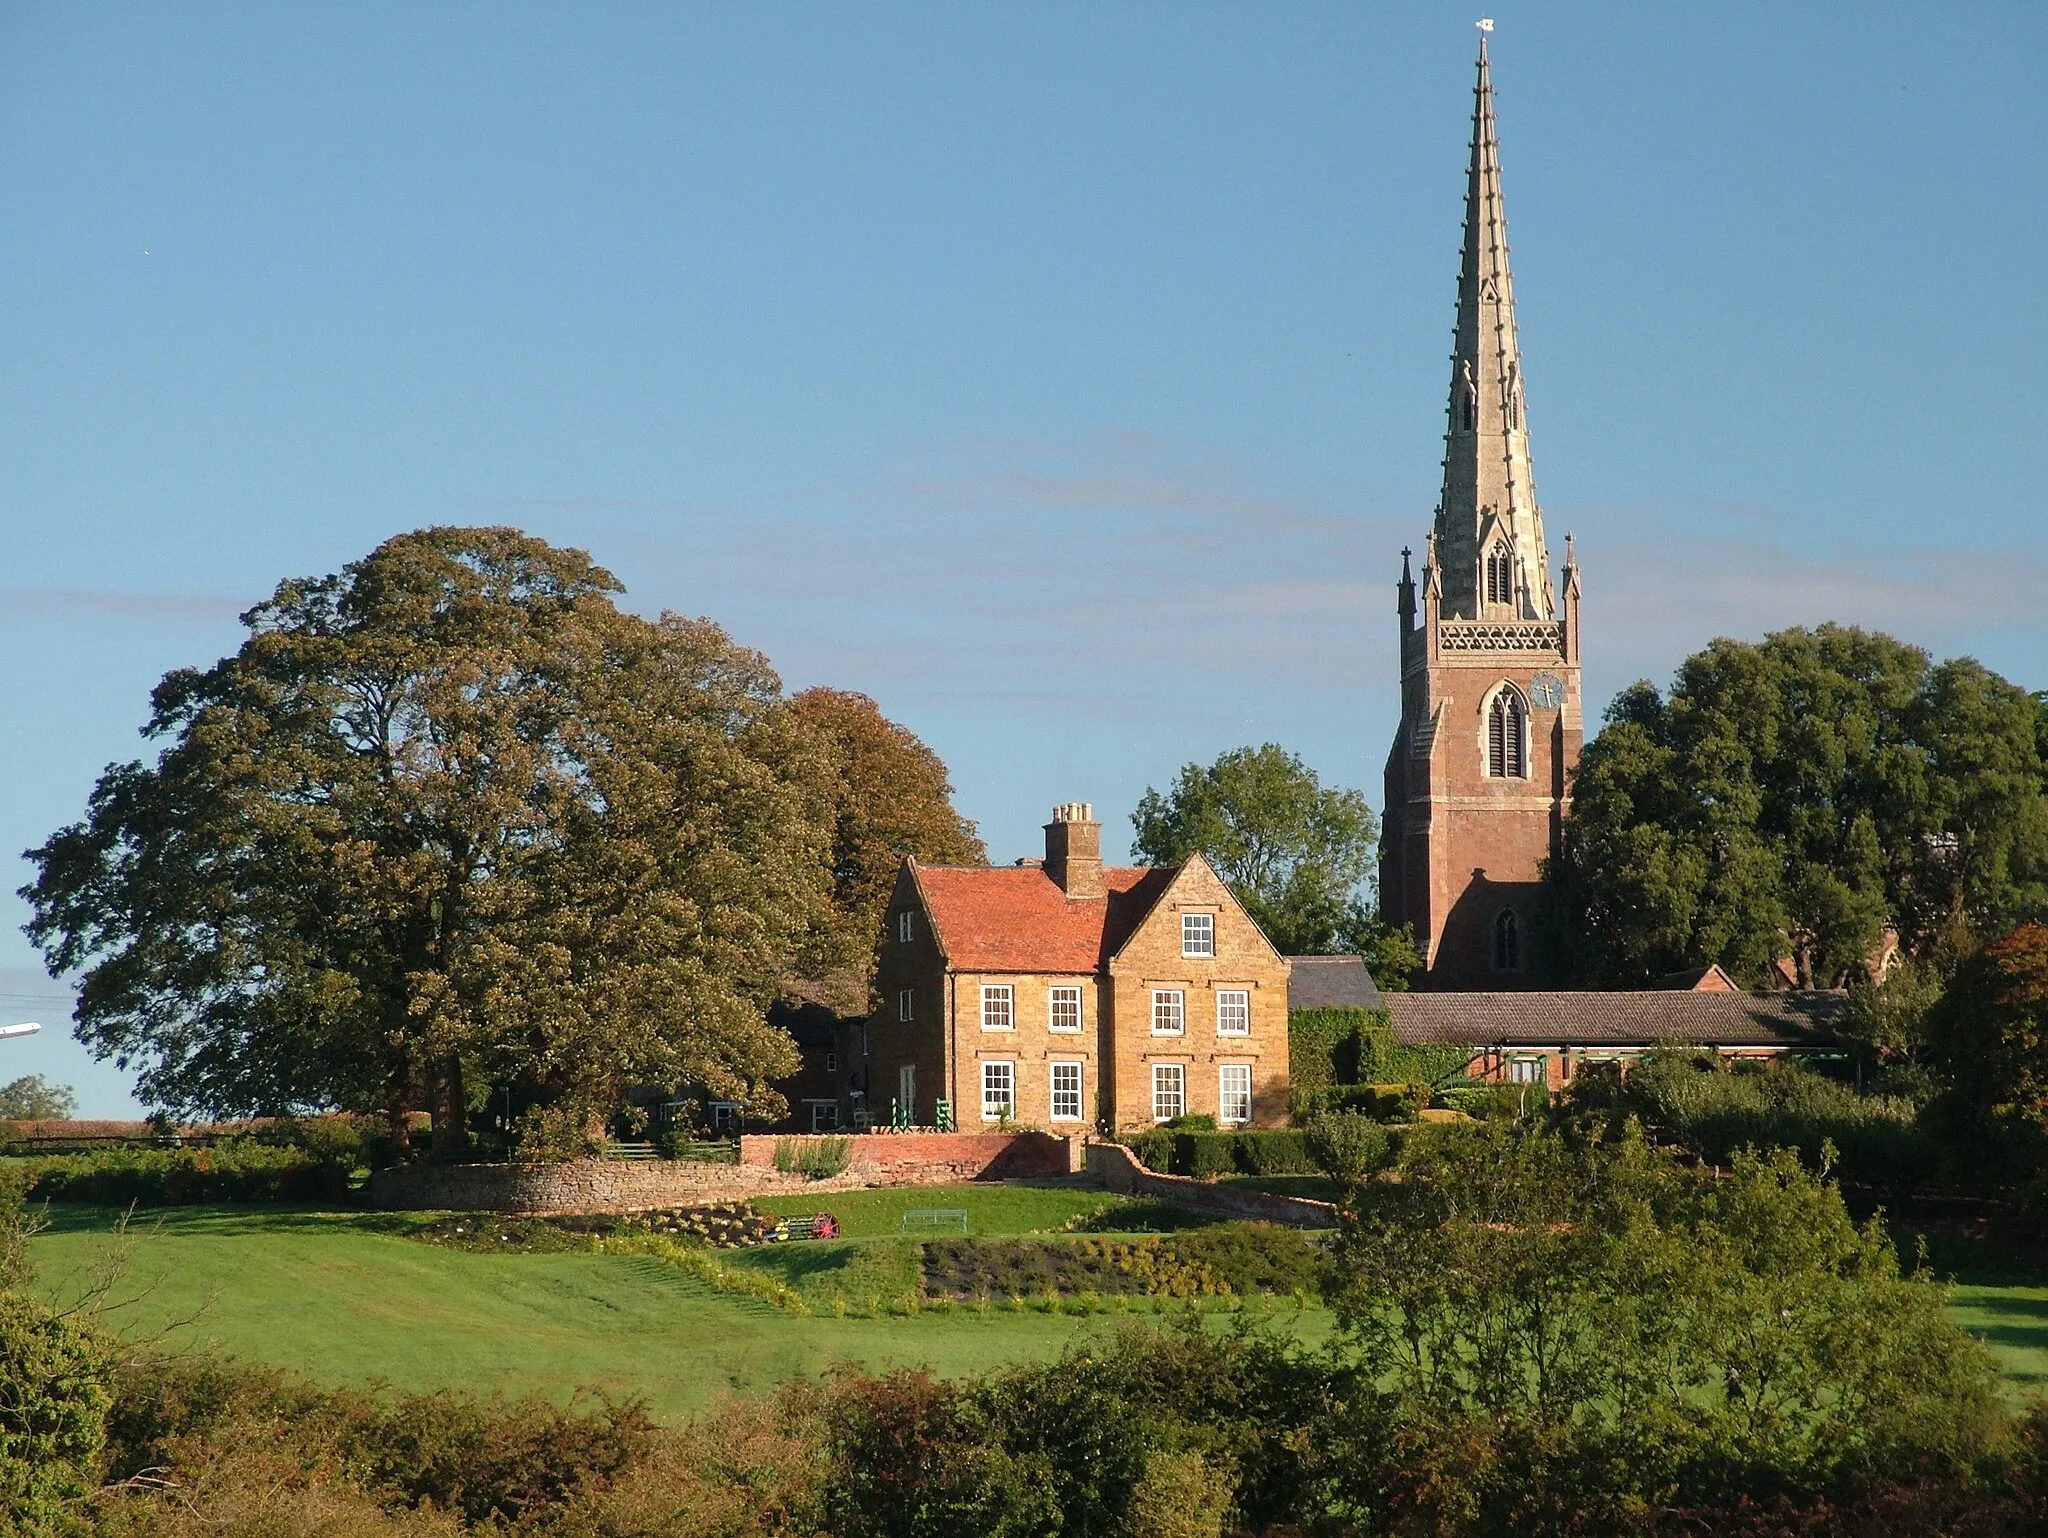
[1286,955,1384,1012]
[1383,990,1845,1049]
[913,862,1177,973]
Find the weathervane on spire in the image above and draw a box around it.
[1476,17,1494,34]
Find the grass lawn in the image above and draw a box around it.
[21,1191,1315,1420]
[27,1196,2047,1422]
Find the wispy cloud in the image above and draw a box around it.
[0,587,246,624]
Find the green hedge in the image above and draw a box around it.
[16,1142,350,1205]
[1288,1083,1424,1124]
[1130,1129,1317,1179]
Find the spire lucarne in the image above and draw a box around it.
[1433,34,1551,620]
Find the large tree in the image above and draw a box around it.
[21,528,835,1154]
[1131,743,1416,982]
[1551,625,2048,987]
[1925,921,2048,1184]
[786,687,985,1004]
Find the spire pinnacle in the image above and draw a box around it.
[1432,25,1552,621]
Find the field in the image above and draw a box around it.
[22,1186,2048,1419]
[22,1185,1326,1420]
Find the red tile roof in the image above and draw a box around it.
[913,863,1176,972]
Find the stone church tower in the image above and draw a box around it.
[1380,35,1583,988]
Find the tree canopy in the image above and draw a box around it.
[1551,625,2048,987]
[21,528,973,1153]
[786,687,985,1005]
[0,1077,76,1122]
[1131,743,1417,983]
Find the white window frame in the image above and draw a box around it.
[897,909,915,944]
[1508,1056,1546,1084]
[825,1052,838,1074]
[1151,1063,1186,1123]
[981,1059,1016,1121]
[1048,985,1083,1033]
[1151,989,1185,1036]
[981,984,1014,1032]
[1218,1063,1252,1125]
[1181,912,1215,958]
[1049,1060,1084,1123]
[1216,989,1250,1037]
[807,1100,839,1132]
[897,989,914,1022]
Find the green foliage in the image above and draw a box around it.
[1287,1007,1468,1093]
[1232,1130,1311,1176]
[19,527,836,1153]
[772,1136,851,1178]
[1328,1122,2011,1526]
[1287,1082,1424,1124]
[0,1293,112,1536]
[921,1224,1324,1302]
[1565,1047,1935,1196]
[1553,626,2048,986]
[1302,1112,1391,1183]
[1161,1113,1216,1132]
[1127,1130,1316,1178]
[18,1141,351,1205]
[1435,1081,1545,1121]
[1130,743,1384,954]
[787,687,987,995]
[1177,1132,1237,1179]
[1927,921,2048,1191]
[0,1077,76,1122]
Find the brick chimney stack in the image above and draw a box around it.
[1043,802,1103,899]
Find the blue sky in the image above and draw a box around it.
[2,3,2043,1114]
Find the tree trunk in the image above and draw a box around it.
[384,1062,412,1160]
[430,1055,469,1161]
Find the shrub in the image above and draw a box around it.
[1435,1082,1542,1121]
[1565,1048,1935,1196]
[20,1142,349,1205]
[1176,1133,1239,1180]
[1163,1113,1218,1132]
[772,1137,852,1178]
[1233,1129,1314,1176]
[1128,1130,1176,1173]
[1303,1112,1391,1183]
[1290,1082,1423,1124]
[0,1292,112,1536]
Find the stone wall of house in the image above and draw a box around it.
[1104,859,1291,1134]
[738,1129,1080,1183]
[370,1131,1082,1212]
[1085,1141,1335,1229]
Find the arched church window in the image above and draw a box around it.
[1485,543,1514,607]
[1487,688,1528,779]
[1493,909,1520,971]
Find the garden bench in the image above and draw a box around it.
[900,1208,971,1236]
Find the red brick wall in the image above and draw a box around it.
[738,1130,1081,1182]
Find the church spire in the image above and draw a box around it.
[1432,26,1552,621]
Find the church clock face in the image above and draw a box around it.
[1530,671,1566,710]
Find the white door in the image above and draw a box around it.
[898,1065,916,1121]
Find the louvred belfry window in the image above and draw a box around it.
[1485,543,1514,606]
[1488,690,1527,779]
